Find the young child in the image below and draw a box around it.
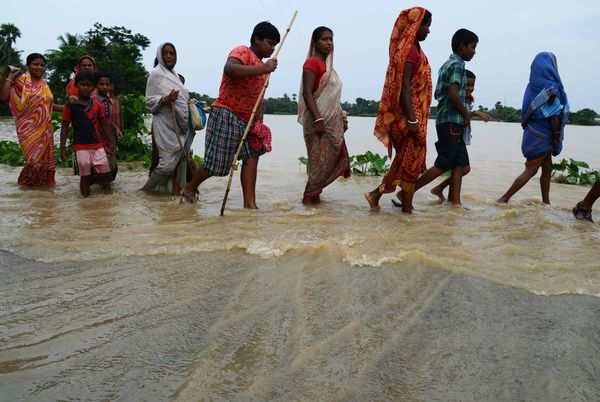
[95,71,122,181]
[60,71,113,197]
[182,21,280,208]
[393,29,479,208]
[427,70,491,202]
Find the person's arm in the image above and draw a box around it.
[0,70,21,102]
[302,69,326,135]
[224,57,277,79]
[549,115,561,154]
[400,63,418,137]
[448,83,470,127]
[60,120,70,162]
[472,110,491,122]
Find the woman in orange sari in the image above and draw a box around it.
[1,53,61,186]
[364,7,432,214]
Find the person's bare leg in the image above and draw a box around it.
[395,166,445,206]
[183,167,210,202]
[241,157,258,209]
[449,167,463,205]
[401,189,414,214]
[430,177,449,203]
[365,187,383,209]
[497,165,539,203]
[80,176,91,198]
[540,154,552,204]
[581,181,600,210]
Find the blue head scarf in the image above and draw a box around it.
[522,52,568,115]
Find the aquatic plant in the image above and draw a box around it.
[552,158,600,186]
[0,139,23,166]
[298,151,390,176]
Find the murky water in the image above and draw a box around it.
[1,115,600,401]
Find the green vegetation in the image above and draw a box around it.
[299,151,390,176]
[552,158,600,186]
[569,109,599,126]
[45,23,150,102]
[117,94,150,164]
[0,139,23,166]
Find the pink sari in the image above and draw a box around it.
[298,47,350,197]
[9,73,56,186]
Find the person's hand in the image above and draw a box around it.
[478,112,491,122]
[68,95,79,104]
[164,89,179,104]
[263,58,278,74]
[115,127,123,139]
[463,114,471,129]
[314,119,326,136]
[6,69,22,83]
[60,146,68,162]
[407,121,419,137]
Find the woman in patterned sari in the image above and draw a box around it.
[298,26,350,204]
[364,7,432,214]
[0,53,62,186]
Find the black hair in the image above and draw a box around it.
[251,21,280,45]
[311,26,333,44]
[26,53,46,66]
[451,29,478,53]
[466,70,476,80]
[95,71,112,83]
[422,10,432,26]
[75,70,96,85]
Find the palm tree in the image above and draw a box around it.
[0,23,21,46]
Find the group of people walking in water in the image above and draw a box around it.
[1,6,599,222]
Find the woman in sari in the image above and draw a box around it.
[66,55,96,100]
[0,53,62,186]
[364,7,432,214]
[498,52,569,204]
[298,26,350,204]
[142,43,195,195]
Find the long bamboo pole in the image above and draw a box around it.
[220,11,298,216]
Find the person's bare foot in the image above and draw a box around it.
[430,187,445,203]
[364,191,380,210]
[244,202,259,209]
[496,197,508,204]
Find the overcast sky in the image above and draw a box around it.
[5,0,600,111]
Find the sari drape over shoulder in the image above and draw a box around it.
[374,7,432,194]
[298,41,350,197]
[521,52,569,160]
[9,73,56,186]
[142,43,195,193]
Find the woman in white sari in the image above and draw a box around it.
[143,42,195,194]
[298,27,350,204]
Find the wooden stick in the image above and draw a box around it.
[220,11,299,216]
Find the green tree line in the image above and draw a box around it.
[1,22,599,126]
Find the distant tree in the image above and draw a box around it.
[45,23,150,101]
[570,108,599,126]
[490,101,521,123]
[0,23,23,115]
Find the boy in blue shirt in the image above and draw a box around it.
[395,29,479,208]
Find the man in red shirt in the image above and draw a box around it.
[183,21,280,209]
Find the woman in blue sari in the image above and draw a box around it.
[498,52,569,204]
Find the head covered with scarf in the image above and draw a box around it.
[374,7,432,149]
[522,52,568,118]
